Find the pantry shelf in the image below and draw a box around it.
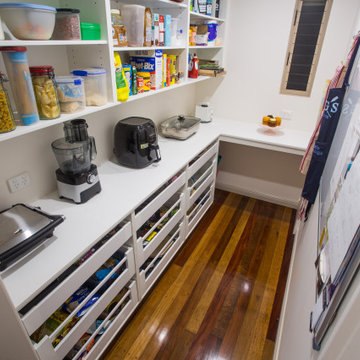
[189,11,225,22]
[125,0,188,9]
[118,76,212,103]
[189,45,223,49]
[113,45,186,52]
[0,40,108,46]
[0,103,116,143]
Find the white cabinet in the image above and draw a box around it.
[0,0,227,143]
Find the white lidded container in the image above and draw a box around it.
[56,75,85,113]
[121,4,145,47]
[0,3,56,40]
[72,68,107,106]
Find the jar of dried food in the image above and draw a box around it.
[52,8,81,40]
[30,66,61,120]
[0,72,16,133]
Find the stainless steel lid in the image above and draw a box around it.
[0,204,52,254]
[161,115,201,130]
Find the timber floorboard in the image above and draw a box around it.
[102,189,295,360]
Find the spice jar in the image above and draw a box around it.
[0,72,16,133]
[52,8,81,40]
[30,66,61,120]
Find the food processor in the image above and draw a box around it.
[51,119,101,204]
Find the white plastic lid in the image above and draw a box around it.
[111,9,120,15]
[56,76,83,85]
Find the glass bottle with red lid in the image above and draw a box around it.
[30,65,61,120]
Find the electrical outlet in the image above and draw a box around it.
[280,109,293,120]
[7,172,31,193]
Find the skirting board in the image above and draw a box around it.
[215,171,301,209]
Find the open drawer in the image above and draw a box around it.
[20,221,132,336]
[30,247,135,360]
[134,171,186,231]
[187,185,214,236]
[63,281,138,360]
[188,141,218,179]
[187,158,216,209]
[135,193,185,266]
[138,221,185,299]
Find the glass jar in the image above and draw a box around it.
[30,66,61,120]
[0,72,16,133]
[52,8,81,40]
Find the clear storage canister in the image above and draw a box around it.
[0,72,16,133]
[0,46,39,125]
[52,8,81,40]
[56,76,85,113]
[30,66,61,120]
[72,68,107,106]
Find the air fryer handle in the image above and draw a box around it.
[149,143,161,162]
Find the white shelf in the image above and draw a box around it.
[190,11,225,22]
[189,45,223,49]
[0,103,116,143]
[125,0,188,9]
[0,40,108,46]
[113,45,186,51]
[0,77,213,143]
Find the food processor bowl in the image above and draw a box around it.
[51,137,92,175]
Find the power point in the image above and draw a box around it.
[7,172,31,193]
[280,109,293,120]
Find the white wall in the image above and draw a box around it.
[0,86,197,208]
[196,0,360,133]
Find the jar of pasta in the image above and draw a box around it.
[0,72,16,133]
[30,66,61,120]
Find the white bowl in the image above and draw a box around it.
[0,3,56,40]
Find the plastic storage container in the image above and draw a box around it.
[52,8,81,40]
[30,66,60,120]
[56,76,85,113]
[80,22,101,40]
[72,68,107,106]
[0,72,16,133]
[0,46,39,125]
[0,3,56,40]
[121,5,145,47]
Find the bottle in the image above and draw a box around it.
[206,0,212,16]
[114,52,129,102]
[188,53,198,79]
[215,0,220,18]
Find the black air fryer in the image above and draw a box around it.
[114,117,161,168]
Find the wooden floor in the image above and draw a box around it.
[102,189,295,360]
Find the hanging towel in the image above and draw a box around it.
[300,35,360,217]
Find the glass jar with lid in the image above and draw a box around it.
[30,66,61,120]
[0,72,16,133]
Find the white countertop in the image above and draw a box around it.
[1,118,311,310]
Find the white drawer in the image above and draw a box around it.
[188,142,218,179]
[134,172,186,230]
[136,196,184,266]
[33,247,135,360]
[187,186,214,236]
[21,221,132,336]
[138,222,185,299]
[71,281,138,360]
[188,166,216,209]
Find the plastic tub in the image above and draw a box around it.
[121,5,145,47]
[72,68,107,106]
[0,3,56,40]
[52,8,81,40]
[80,22,101,40]
[56,76,85,113]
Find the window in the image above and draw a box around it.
[281,0,333,96]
